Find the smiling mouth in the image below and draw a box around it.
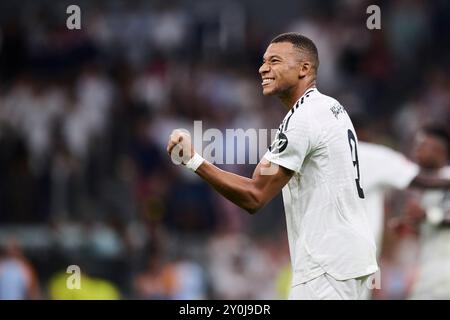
[262,78,274,86]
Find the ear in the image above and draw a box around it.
[298,62,311,79]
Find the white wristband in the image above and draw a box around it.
[185,153,204,172]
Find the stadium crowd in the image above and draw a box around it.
[0,0,449,299]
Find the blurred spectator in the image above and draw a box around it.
[407,127,450,299]
[170,254,207,300]
[133,252,176,299]
[0,238,41,299]
[206,232,287,299]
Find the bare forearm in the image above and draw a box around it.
[166,130,292,213]
[195,161,261,213]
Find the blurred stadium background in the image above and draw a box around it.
[0,0,449,299]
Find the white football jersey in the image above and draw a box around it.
[358,142,419,252]
[264,88,378,285]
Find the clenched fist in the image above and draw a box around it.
[167,129,195,165]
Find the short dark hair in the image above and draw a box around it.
[422,125,450,146]
[271,32,319,72]
[422,125,450,151]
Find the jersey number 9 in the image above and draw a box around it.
[348,129,365,199]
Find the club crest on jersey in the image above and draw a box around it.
[330,104,346,119]
[269,132,288,154]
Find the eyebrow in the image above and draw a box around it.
[263,54,283,62]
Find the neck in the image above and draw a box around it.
[279,78,316,110]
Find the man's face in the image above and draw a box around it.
[413,132,447,169]
[259,42,302,97]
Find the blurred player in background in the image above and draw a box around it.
[355,116,419,254]
[354,116,450,252]
[352,116,450,299]
[405,127,450,299]
[167,33,378,300]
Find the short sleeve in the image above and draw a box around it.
[263,108,313,173]
[385,152,419,189]
[373,146,419,189]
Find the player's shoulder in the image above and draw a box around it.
[290,88,331,115]
[301,89,345,118]
[287,88,343,127]
[284,88,316,121]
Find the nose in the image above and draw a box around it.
[259,62,269,75]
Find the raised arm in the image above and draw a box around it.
[167,129,294,214]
